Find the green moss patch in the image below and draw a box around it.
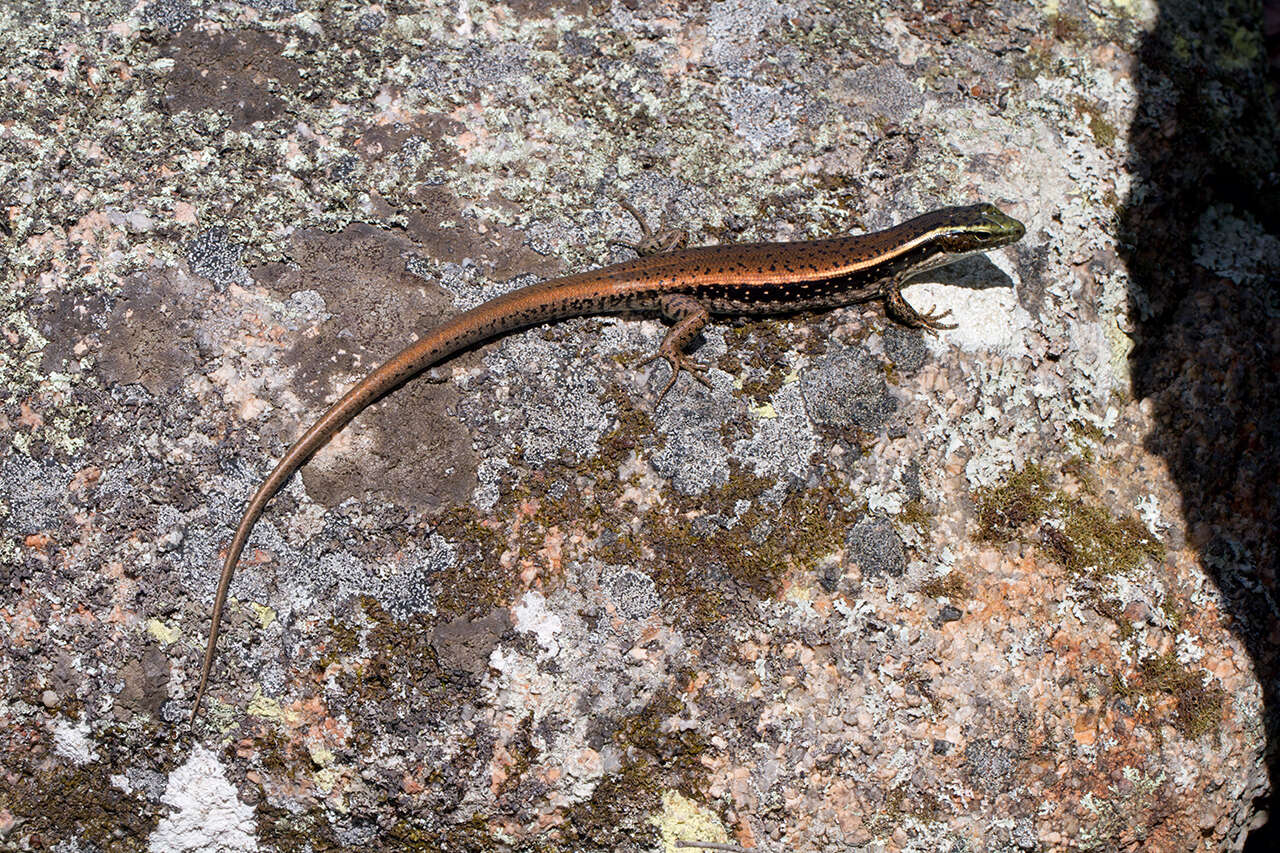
[974,463,1164,579]
[617,465,863,624]
[974,463,1051,542]
[1043,497,1165,579]
[560,687,710,849]
[1137,651,1227,739]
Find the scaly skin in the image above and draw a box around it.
[190,201,1025,722]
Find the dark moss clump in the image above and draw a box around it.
[725,319,792,368]
[2,762,159,852]
[256,801,343,852]
[252,726,315,782]
[899,498,933,532]
[1138,651,1226,739]
[973,463,1050,541]
[738,370,789,403]
[1068,418,1106,444]
[1090,598,1136,640]
[1072,97,1119,149]
[721,320,795,403]
[1060,454,1100,490]
[973,462,1164,580]
[920,572,969,601]
[593,385,662,470]
[558,763,663,849]
[495,713,538,800]
[621,465,863,624]
[316,612,363,669]
[876,782,943,829]
[1049,9,1092,44]
[431,504,518,619]
[384,814,496,852]
[314,597,478,756]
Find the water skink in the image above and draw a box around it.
[191,201,1025,722]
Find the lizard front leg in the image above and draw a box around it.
[642,293,714,404]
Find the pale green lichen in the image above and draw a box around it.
[145,618,181,645]
[649,790,731,853]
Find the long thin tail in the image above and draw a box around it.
[189,286,571,723]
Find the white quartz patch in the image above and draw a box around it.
[148,745,258,852]
[904,276,1031,357]
[52,719,97,766]
[512,590,563,658]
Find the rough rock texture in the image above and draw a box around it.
[1,1,1277,851]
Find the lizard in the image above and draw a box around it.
[190,199,1025,722]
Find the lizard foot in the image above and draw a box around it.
[641,350,713,405]
[885,285,958,334]
[609,197,688,257]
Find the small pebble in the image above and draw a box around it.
[41,689,58,708]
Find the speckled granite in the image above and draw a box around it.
[2,1,1277,851]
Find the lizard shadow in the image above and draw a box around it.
[1119,0,1280,846]
[905,253,1017,292]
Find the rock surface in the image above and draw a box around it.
[1,1,1277,851]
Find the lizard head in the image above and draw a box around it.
[936,203,1026,253]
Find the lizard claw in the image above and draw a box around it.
[914,304,956,333]
[641,351,713,405]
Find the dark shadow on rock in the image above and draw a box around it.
[1119,0,1280,845]
[910,253,1018,291]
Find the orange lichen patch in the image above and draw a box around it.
[171,201,197,225]
[730,819,759,849]
[18,402,42,429]
[401,772,424,795]
[306,713,349,749]
[281,695,333,733]
[537,527,566,574]
[68,466,101,493]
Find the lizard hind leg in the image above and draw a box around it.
[641,293,714,404]
[884,277,957,334]
[609,197,689,257]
